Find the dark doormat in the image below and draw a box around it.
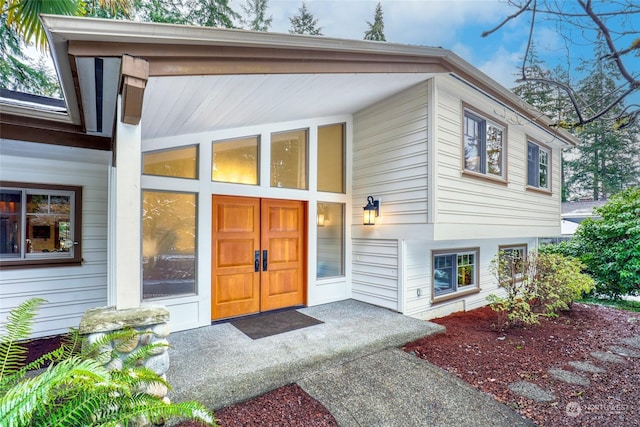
[230,309,323,340]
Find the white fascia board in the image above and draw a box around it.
[40,14,449,57]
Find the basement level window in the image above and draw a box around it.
[0,182,82,269]
[432,248,480,302]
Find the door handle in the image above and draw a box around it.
[254,250,260,273]
[262,250,268,271]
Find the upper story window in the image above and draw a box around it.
[143,145,198,179]
[463,109,506,180]
[527,141,550,191]
[0,182,82,268]
[432,248,480,302]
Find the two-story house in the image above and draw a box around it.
[0,15,578,338]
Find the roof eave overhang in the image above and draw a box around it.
[40,14,579,147]
[0,112,112,151]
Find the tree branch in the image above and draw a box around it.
[481,0,533,37]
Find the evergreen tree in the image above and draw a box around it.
[289,1,322,36]
[0,15,61,97]
[134,0,188,24]
[512,46,571,124]
[512,48,577,201]
[363,1,385,41]
[564,40,640,200]
[240,0,272,31]
[186,0,239,28]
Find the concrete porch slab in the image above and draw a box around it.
[166,299,445,410]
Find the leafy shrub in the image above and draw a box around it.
[529,252,595,313]
[487,251,594,331]
[0,298,217,427]
[573,186,640,298]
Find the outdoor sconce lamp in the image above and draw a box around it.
[363,196,380,226]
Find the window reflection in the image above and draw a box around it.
[271,129,308,189]
[212,136,259,185]
[142,191,197,299]
[317,202,344,278]
[143,145,198,179]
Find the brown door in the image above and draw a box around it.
[211,195,306,320]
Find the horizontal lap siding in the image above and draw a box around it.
[352,239,398,310]
[402,237,536,318]
[352,81,429,225]
[433,75,562,239]
[0,146,109,338]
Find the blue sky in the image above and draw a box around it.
[229,0,638,102]
[230,0,548,89]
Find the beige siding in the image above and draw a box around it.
[432,74,563,240]
[352,238,398,310]
[352,80,429,225]
[403,237,536,318]
[0,141,110,338]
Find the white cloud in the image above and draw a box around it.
[475,46,522,89]
[231,0,531,88]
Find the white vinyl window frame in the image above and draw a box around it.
[432,247,480,303]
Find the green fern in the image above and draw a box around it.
[0,297,46,382]
[0,298,217,427]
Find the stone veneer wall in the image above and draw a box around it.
[78,305,171,401]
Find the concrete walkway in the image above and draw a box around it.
[167,299,533,426]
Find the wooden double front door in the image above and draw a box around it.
[211,195,306,320]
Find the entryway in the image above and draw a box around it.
[211,195,306,320]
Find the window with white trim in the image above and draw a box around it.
[0,182,81,268]
[463,110,505,179]
[432,248,480,300]
[527,141,550,190]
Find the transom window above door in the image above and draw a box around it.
[271,129,308,190]
[212,136,260,185]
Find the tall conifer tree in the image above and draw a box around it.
[186,0,239,28]
[564,40,640,200]
[363,1,385,41]
[240,0,272,31]
[289,1,322,35]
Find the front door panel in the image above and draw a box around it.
[211,196,260,320]
[261,199,305,311]
[211,196,306,320]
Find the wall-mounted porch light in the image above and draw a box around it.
[363,196,380,226]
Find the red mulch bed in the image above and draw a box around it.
[175,384,337,427]
[404,303,640,426]
[23,303,640,427]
